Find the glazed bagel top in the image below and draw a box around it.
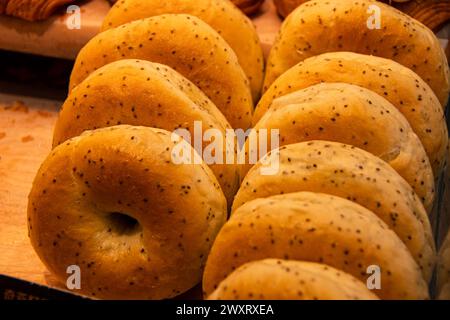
[208,259,379,300]
[28,125,227,299]
[233,141,435,281]
[264,0,450,107]
[254,52,448,176]
[243,83,435,212]
[54,59,239,206]
[102,0,264,102]
[70,14,253,129]
[203,192,429,299]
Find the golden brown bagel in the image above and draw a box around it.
[264,0,450,107]
[208,259,379,300]
[233,141,435,281]
[70,14,253,129]
[254,52,448,176]
[54,59,239,206]
[203,192,429,299]
[28,125,227,299]
[101,0,264,102]
[243,83,435,211]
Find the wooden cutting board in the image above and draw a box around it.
[0,96,61,288]
[0,0,281,59]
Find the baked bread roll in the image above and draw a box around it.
[203,192,429,299]
[383,0,450,32]
[234,141,435,281]
[273,0,307,18]
[70,14,253,129]
[243,83,435,211]
[264,0,450,107]
[437,230,450,300]
[54,59,239,206]
[0,0,73,21]
[101,0,264,102]
[231,0,265,15]
[254,52,448,176]
[28,125,227,299]
[208,259,379,300]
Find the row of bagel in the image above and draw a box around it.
[27,0,450,299]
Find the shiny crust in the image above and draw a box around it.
[254,52,448,176]
[243,83,435,212]
[28,125,227,299]
[264,0,450,107]
[208,259,379,300]
[101,0,264,103]
[70,14,253,129]
[203,192,429,299]
[233,140,435,281]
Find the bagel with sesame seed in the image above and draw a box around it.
[208,259,379,300]
[27,125,227,299]
[233,140,435,281]
[54,59,239,207]
[102,0,264,102]
[203,192,429,299]
[69,14,253,129]
[242,83,435,212]
[264,0,449,107]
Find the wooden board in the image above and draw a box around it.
[0,0,281,60]
[0,96,62,289]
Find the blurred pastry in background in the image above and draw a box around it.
[232,0,265,15]
[386,0,450,32]
[273,0,306,18]
[0,0,74,21]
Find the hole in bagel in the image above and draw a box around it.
[106,212,140,236]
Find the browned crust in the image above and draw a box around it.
[2,0,74,21]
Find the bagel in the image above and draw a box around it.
[27,125,227,299]
[233,141,435,281]
[54,59,239,206]
[102,0,264,102]
[208,259,379,300]
[437,230,450,300]
[254,52,448,175]
[243,83,435,211]
[70,14,253,129]
[264,0,450,107]
[203,192,429,299]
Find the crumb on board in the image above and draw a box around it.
[21,135,34,143]
[3,101,29,113]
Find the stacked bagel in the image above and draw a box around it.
[204,0,449,300]
[26,0,449,300]
[28,0,262,299]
